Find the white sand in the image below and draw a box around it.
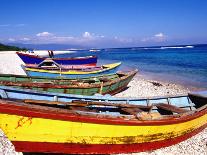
[0,51,206,155]
[0,51,26,75]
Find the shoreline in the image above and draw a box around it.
[137,72,207,92]
[0,51,206,154]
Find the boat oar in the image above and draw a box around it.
[24,99,88,107]
[71,100,153,111]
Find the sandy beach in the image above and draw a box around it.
[0,51,206,155]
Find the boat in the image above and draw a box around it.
[24,61,121,78]
[0,70,137,95]
[16,51,97,66]
[0,87,206,154]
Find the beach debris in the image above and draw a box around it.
[150,81,163,87]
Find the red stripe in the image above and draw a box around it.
[16,52,43,59]
[84,63,96,66]
[0,101,207,126]
[12,124,207,154]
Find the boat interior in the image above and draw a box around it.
[25,59,104,71]
[1,92,206,121]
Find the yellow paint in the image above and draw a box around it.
[0,113,206,144]
[25,62,121,74]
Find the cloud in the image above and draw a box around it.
[154,33,164,38]
[36,32,54,37]
[141,32,167,42]
[4,31,144,48]
[154,33,167,42]
[82,32,105,40]
[8,38,16,42]
[82,32,92,38]
[114,36,133,43]
[6,31,107,45]
[20,37,30,41]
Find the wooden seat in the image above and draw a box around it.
[156,103,189,115]
[120,107,143,116]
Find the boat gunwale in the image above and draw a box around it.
[24,62,121,75]
[0,71,124,80]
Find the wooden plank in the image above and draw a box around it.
[156,103,189,114]
[72,100,152,110]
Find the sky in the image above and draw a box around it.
[0,0,207,48]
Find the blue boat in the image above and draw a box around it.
[16,52,97,66]
[25,62,121,78]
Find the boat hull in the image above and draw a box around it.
[16,52,97,66]
[25,62,121,78]
[0,70,137,95]
[0,99,206,154]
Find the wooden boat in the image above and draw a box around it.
[0,70,137,95]
[0,88,206,154]
[24,61,121,78]
[16,51,97,66]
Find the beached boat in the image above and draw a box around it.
[0,86,206,154]
[24,61,121,78]
[16,51,97,66]
[0,70,137,95]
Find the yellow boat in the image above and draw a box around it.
[0,90,207,154]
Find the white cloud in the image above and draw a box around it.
[154,33,167,42]
[36,32,54,37]
[5,31,140,48]
[82,32,105,39]
[154,33,164,38]
[141,32,167,42]
[21,37,30,41]
[82,32,92,38]
[8,38,16,42]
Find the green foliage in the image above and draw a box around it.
[0,43,27,51]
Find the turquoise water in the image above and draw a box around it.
[56,44,207,89]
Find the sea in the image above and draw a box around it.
[56,44,207,90]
